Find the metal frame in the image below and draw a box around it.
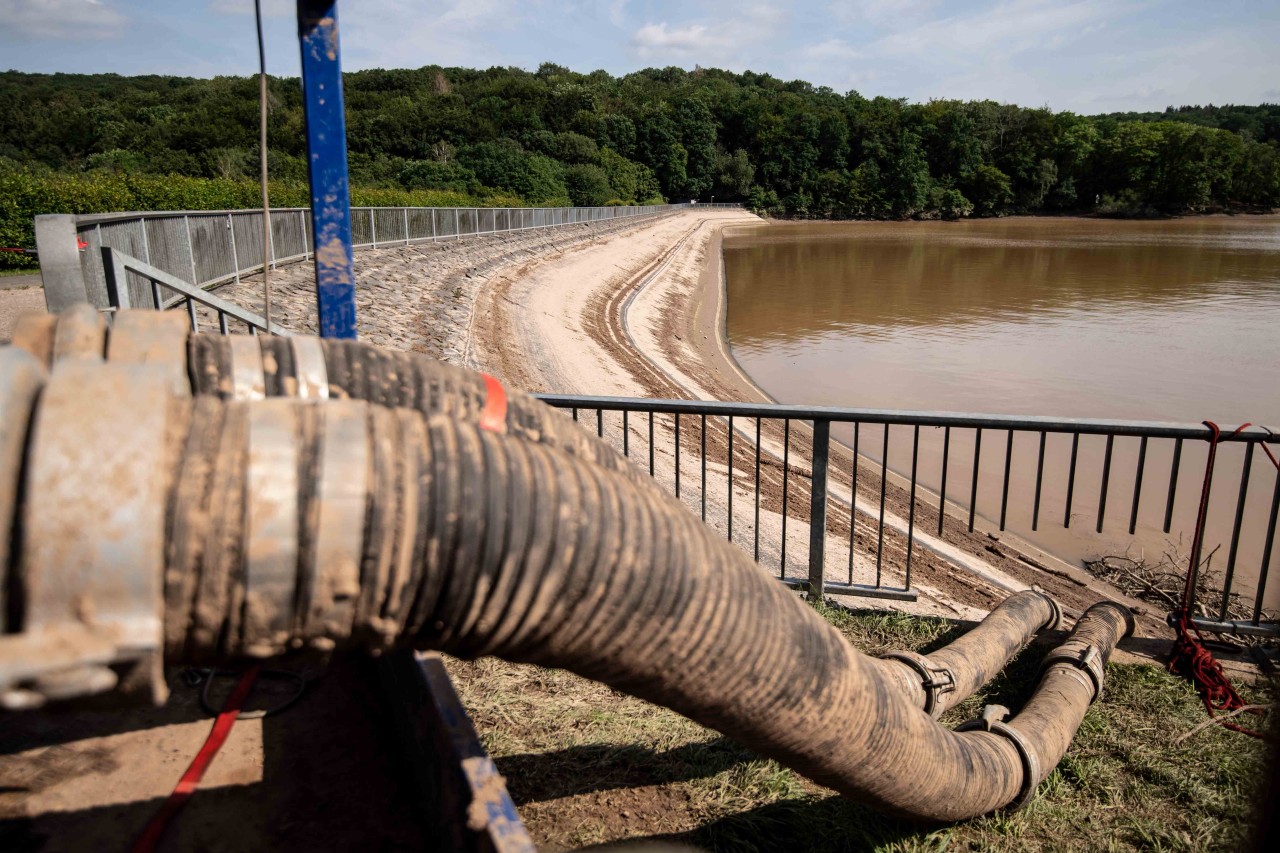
[102,247,289,336]
[298,0,357,339]
[537,393,1280,635]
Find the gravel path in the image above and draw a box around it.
[0,286,45,344]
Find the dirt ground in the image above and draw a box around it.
[0,285,46,344]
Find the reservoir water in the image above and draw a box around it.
[724,216,1280,606]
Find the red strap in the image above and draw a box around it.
[131,666,262,853]
[479,374,508,433]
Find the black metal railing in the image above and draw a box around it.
[536,394,1280,637]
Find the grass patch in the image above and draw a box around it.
[444,599,1273,852]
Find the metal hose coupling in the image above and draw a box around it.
[880,650,956,718]
[1039,600,1135,702]
[956,705,1041,810]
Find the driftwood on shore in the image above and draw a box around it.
[1084,539,1271,627]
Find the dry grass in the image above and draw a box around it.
[444,599,1274,852]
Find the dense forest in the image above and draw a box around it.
[2,65,1278,268]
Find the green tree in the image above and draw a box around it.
[962,164,1014,215]
[563,163,612,205]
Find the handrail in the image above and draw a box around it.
[533,394,1278,445]
[102,247,289,336]
[534,393,1280,636]
[40,202,743,312]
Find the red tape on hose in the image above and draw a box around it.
[480,374,508,433]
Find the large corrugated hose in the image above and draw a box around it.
[1,310,1134,822]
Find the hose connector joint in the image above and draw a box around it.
[881,650,956,718]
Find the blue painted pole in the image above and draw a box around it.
[297,0,357,338]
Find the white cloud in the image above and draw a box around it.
[829,0,940,26]
[805,38,862,62]
[605,0,629,28]
[0,0,127,40]
[630,5,787,66]
[632,22,719,55]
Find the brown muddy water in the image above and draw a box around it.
[724,216,1280,610]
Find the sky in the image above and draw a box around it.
[1,0,1278,114]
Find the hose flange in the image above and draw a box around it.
[881,650,956,718]
[1031,585,1063,631]
[956,704,1041,811]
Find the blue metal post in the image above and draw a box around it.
[297,0,357,338]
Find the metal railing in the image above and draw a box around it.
[58,202,740,310]
[535,394,1280,637]
[101,247,286,336]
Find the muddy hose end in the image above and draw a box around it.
[1031,585,1064,632]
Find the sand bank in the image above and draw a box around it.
[455,210,1162,635]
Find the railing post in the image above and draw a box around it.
[100,247,132,310]
[403,207,410,244]
[370,208,377,248]
[808,419,831,603]
[267,209,276,269]
[34,214,90,312]
[184,214,198,284]
[228,213,240,283]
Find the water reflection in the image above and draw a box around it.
[725,217,1280,424]
[724,216,1280,603]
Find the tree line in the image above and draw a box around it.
[1,65,1277,267]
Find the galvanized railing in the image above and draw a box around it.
[101,247,286,335]
[535,395,1280,637]
[54,202,740,311]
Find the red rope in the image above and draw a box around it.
[131,665,263,852]
[1167,421,1266,739]
[1169,611,1265,738]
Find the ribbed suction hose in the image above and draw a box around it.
[12,308,1064,718]
[0,312,1134,822]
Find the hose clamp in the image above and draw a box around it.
[107,309,192,397]
[1041,640,1105,702]
[2,361,175,708]
[881,650,956,718]
[957,704,1041,811]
